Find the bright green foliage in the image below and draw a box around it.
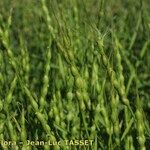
[0,0,150,150]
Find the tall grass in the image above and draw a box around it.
[0,0,150,149]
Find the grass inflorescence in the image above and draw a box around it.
[0,0,150,150]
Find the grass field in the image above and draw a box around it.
[0,0,150,149]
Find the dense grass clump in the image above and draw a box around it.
[0,0,150,150]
